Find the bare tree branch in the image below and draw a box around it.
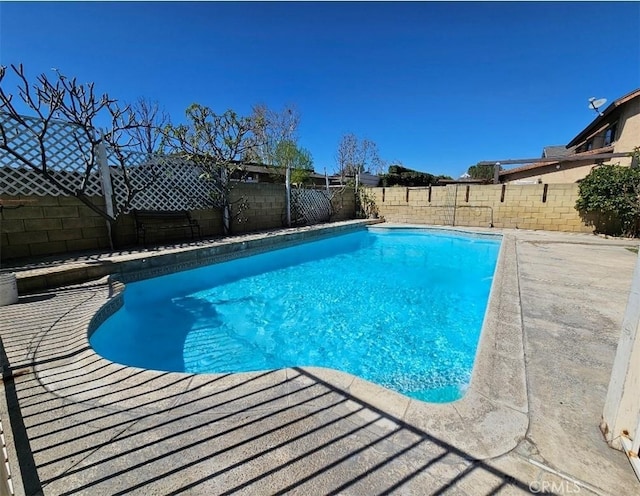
[0,65,158,222]
[126,98,169,155]
[335,133,384,178]
[247,104,300,165]
[162,103,257,234]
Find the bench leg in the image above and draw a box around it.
[189,224,202,241]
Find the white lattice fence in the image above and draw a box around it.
[0,113,102,196]
[108,151,213,212]
[291,188,333,226]
[0,113,214,214]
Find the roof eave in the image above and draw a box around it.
[499,147,621,176]
[566,88,640,148]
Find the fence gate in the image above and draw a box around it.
[290,188,333,226]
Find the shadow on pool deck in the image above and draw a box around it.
[0,225,639,495]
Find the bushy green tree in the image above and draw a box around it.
[467,163,499,181]
[380,165,450,187]
[271,140,314,185]
[576,163,640,237]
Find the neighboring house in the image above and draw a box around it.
[234,162,349,187]
[541,145,577,159]
[498,88,640,184]
[358,172,381,187]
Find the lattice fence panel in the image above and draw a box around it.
[0,113,215,213]
[0,113,102,196]
[291,188,332,226]
[109,151,214,213]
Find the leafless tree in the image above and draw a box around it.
[335,133,385,180]
[0,64,161,222]
[128,97,169,155]
[335,133,359,180]
[161,103,257,234]
[246,103,300,166]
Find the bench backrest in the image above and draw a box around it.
[132,210,192,221]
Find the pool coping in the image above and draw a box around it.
[87,222,526,461]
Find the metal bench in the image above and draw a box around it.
[132,210,202,247]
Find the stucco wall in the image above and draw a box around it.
[614,97,640,167]
[504,162,598,184]
[0,185,356,261]
[369,183,609,233]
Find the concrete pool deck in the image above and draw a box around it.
[0,222,639,495]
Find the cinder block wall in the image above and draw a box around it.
[231,183,286,233]
[330,188,356,222]
[369,183,606,233]
[1,185,357,261]
[111,207,223,247]
[230,184,356,233]
[0,195,110,260]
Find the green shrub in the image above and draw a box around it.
[576,163,640,237]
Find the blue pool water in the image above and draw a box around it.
[91,228,501,402]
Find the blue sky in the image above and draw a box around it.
[1,2,639,178]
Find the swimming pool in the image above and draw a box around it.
[91,227,501,402]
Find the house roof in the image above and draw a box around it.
[566,88,640,148]
[499,146,616,177]
[239,162,327,179]
[542,145,576,158]
[438,178,489,185]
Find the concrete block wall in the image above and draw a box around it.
[330,188,356,222]
[231,183,286,233]
[230,184,356,233]
[370,183,605,233]
[112,208,223,246]
[369,186,453,225]
[1,195,110,260]
[1,184,357,261]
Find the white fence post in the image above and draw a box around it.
[602,249,640,472]
[0,418,14,496]
[97,136,115,250]
[285,164,291,227]
[97,137,114,220]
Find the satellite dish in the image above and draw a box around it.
[588,97,607,116]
